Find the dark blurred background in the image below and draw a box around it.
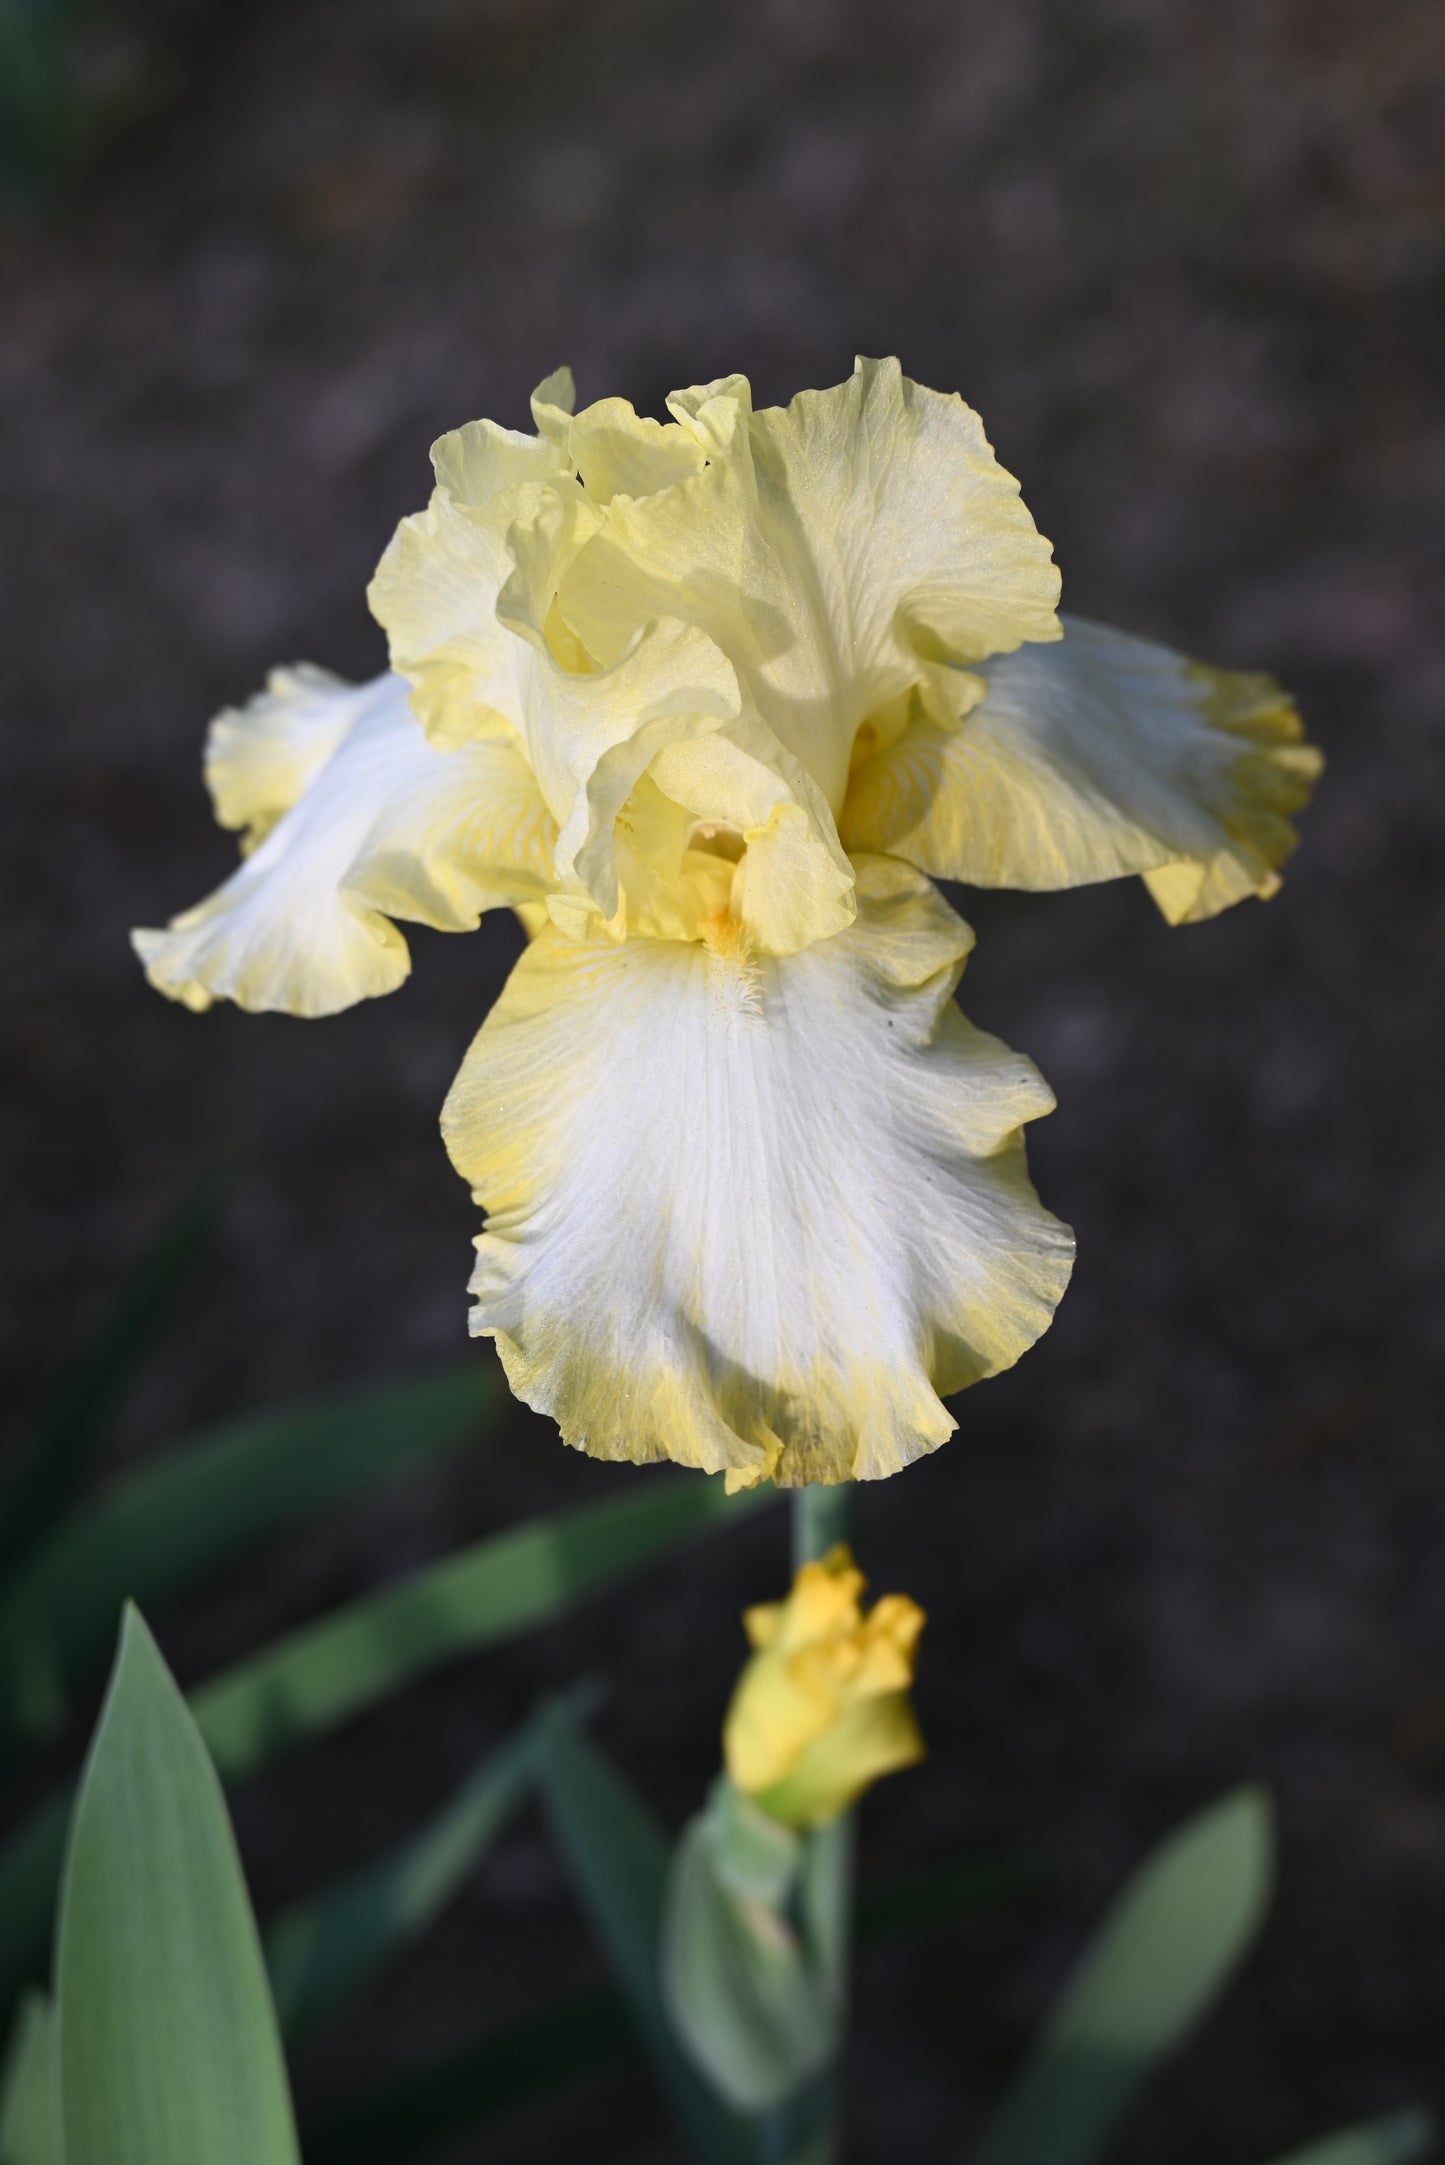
[3,0,1444,2157]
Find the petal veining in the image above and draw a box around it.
[841,614,1322,920]
[133,671,556,1016]
[553,357,1062,813]
[441,855,1073,1489]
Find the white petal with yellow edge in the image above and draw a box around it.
[133,671,556,1017]
[203,661,358,848]
[555,358,1061,813]
[843,614,1322,921]
[441,856,1073,1489]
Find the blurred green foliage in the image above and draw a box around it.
[0,1204,1429,2164]
[0,0,194,207]
[0,1200,774,2158]
[0,0,70,201]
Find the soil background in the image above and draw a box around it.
[3,1,1445,2158]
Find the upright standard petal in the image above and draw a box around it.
[368,389,575,751]
[531,382,709,504]
[483,499,858,956]
[441,856,1073,1489]
[133,671,556,1016]
[372,371,714,754]
[553,358,1062,813]
[843,614,1322,920]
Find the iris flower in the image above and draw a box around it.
[134,360,1319,1491]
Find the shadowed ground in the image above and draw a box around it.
[2,1,1443,2157]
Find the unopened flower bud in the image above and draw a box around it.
[723,1545,925,1830]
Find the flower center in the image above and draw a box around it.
[610,772,748,944]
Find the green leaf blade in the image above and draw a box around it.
[265,1716,540,2039]
[193,1475,769,1782]
[1260,2110,1437,2165]
[0,1366,491,1744]
[0,1187,219,1586]
[55,1609,299,2165]
[535,1705,753,2165]
[299,1841,1031,2164]
[977,1787,1275,2165]
[0,1992,61,2165]
[0,1474,772,2009]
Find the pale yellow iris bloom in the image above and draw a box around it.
[133,359,1320,1490]
[723,1545,925,1829]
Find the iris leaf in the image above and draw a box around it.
[193,1475,768,1781]
[975,1788,1274,2165]
[298,1835,1027,2162]
[534,1703,754,2165]
[0,1366,492,1745]
[265,1708,554,2039]
[0,1992,61,2165]
[55,1607,300,2165]
[0,1473,771,2008]
[1258,2111,1436,2165]
[0,1185,218,1588]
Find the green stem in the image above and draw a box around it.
[791,1483,856,1993]
[787,1483,855,2165]
[791,1483,851,1571]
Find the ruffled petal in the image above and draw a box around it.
[372,371,713,753]
[532,383,708,505]
[842,614,1322,921]
[441,855,1073,1489]
[133,671,556,1017]
[517,620,856,955]
[552,357,1062,813]
[203,662,357,848]
[367,391,575,751]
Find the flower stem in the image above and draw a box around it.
[789,1482,854,2165]
[793,1480,856,1998]
[791,1481,851,1570]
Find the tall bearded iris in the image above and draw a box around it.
[134,360,1320,1490]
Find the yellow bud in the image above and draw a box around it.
[722,1545,925,1830]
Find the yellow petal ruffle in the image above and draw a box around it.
[520,621,856,955]
[530,380,708,504]
[440,855,1073,1489]
[550,357,1062,815]
[842,614,1322,920]
[367,391,574,752]
[133,671,556,1016]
